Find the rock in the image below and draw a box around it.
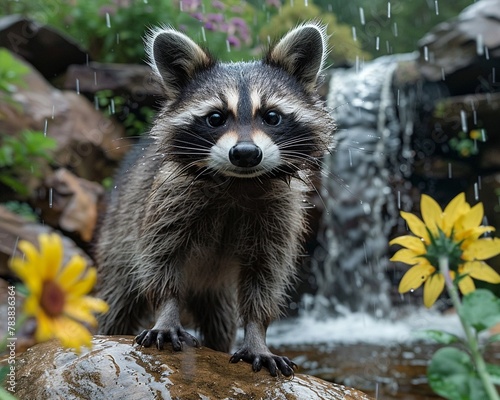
[0,15,88,80]
[0,51,130,183]
[63,62,162,105]
[0,205,92,277]
[31,168,104,242]
[417,0,500,91]
[13,336,373,400]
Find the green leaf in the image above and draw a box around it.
[486,363,500,385]
[428,347,487,400]
[461,289,500,333]
[415,330,462,345]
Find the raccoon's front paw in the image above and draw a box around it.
[229,348,297,377]
[135,327,200,351]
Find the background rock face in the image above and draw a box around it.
[13,336,373,400]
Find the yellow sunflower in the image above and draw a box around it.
[9,233,108,352]
[390,193,500,307]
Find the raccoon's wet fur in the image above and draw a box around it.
[96,23,335,376]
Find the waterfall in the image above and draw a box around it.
[310,54,417,318]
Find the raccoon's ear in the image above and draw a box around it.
[146,27,215,99]
[264,23,328,93]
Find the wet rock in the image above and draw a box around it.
[0,205,92,277]
[418,0,500,93]
[0,51,130,183]
[63,62,162,106]
[13,336,373,400]
[0,15,88,80]
[31,168,104,242]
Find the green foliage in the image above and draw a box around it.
[1,201,38,222]
[0,131,57,195]
[424,289,500,400]
[416,329,462,345]
[461,289,500,333]
[315,0,474,56]
[259,0,370,65]
[449,129,487,158]
[0,48,29,94]
[95,89,154,137]
[428,347,488,400]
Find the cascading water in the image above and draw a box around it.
[309,54,417,318]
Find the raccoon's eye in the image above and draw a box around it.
[263,110,282,126]
[206,112,226,128]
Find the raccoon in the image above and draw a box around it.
[96,23,334,377]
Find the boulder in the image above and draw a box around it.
[31,168,104,242]
[0,51,130,183]
[12,336,373,400]
[0,15,88,80]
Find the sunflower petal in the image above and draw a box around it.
[462,238,500,260]
[423,273,445,308]
[9,258,42,297]
[421,194,443,236]
[462,261,500,284]
[398,264,434,293]
[459,203,484,232]
[389,235,426,253]
[17,240,42,273]
[443,193,468,234]
[65,297,108,327]
[39,233,64,280]
[35,312,56,343]
[400,212,430,243]
[390,248,421,264]
[53,317,92,352]
[58,255,88,291]
[458,275,475,295]
[66,268,97,298]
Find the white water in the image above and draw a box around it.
[266,309,463,346]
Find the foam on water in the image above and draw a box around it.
[266,309,464,346]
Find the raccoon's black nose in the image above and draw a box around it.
[229,143,263,168]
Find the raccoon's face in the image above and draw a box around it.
[147,24,334,179]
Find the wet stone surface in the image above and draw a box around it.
[12,336,373,400]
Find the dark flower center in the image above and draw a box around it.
[41,280,65,317]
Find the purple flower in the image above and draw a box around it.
[206,13,224,23]
[265,0,281,8]
[227,35,241,48]
[190,12,204,21]
[180,0,201,12]
[211,0,225,10]
[99,5,117,16]
[204,22,215,31]
[230,17,247,29]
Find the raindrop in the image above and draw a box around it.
[94,96,99,110]
[75,78,80,94]
[493,67,496,83]
[201,27,206,42]
[434,0,439,15]
[393,22,398,37]
[478,176,482,190]
[409,289,415,293]
[460,110,468,132]
[473,110,477,125]
[441,67,446,81]
[304,0,308,6]
[474,182,479,200]
[51,105,55,119]
[448,163,452,178]
[387,2,391,18]
[485,47,490,60]
[423,46,429,61]
[348,148,353,166]
[105,12,111,28]
[85,53,89,66]
[481,129,486,141]
[396,89,400,106]
[226,40,231,53]
[110,98,116,114]
[49,188,53,209]
[397,191,401,209]
[476,34,484,56]
[352,26,357,41]
[94,71,98,86]
[43,119,48,136]
[375,36,380,51]
[116,33,120,44]
[359,7,365,25]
